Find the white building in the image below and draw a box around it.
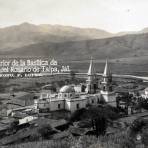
[19,116,38,125]
[34,58,117,112]
[141,87,148,99]
[34,84,100,112]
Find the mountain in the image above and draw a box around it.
[2,33,148,60]
[0,22,113,51]
[116,27,148,36]
[1,22,148,60]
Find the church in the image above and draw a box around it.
[34,58,117,112]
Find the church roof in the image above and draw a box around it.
[103,59,111,76]
[87,57,95,76]
[59,85,75,93]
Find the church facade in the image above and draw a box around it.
[34,58,116,112]
[100,60,116,106]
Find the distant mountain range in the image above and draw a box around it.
[0,22,148,60]
[0,22,114,51]
[1,33,148,61]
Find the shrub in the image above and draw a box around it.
[128,117,146,138]
[37,124,53,139]
[68,108,87,123]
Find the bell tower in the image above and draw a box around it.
[86,57,97,94]
[100,60,116,104]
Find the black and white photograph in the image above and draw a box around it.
[0,0,148,147]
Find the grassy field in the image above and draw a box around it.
[3,132,145,148]
[64,56,148,75]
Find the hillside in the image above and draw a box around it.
[2,33,148,61]
[0,23,113,51]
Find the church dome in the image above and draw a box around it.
[59,85,75,93]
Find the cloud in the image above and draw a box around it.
[0,0,148,32]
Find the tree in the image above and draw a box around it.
[88,106,108,137]
[128,117,146,138]
[141,128,148,147]
[68,108,87,123]
[68,105,120,137]
[93,116,107,137]
[38,124,53,139]
[70,70,76,82]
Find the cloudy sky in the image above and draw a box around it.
[0,0,148,33]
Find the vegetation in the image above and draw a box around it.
[37,124,53,139]
[138,99,148,110]
[6,132,142,148]
[69,108,87,123]
[69,104,120,137]
[141,128,148,147]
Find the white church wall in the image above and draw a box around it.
[65,100,71,111]
[88,95,99,105]
[66,99,87,112]
[37,99,50,109]
[50,100,65,111]
[101,91,116,107]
